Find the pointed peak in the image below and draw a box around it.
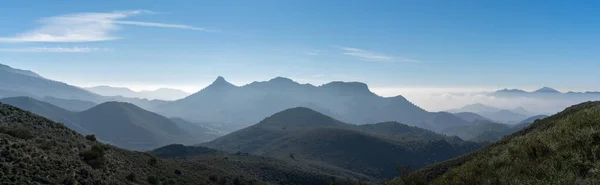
[198,76,236,92]
[210,76,234,86]
[214,76,226,83]
[534,87,560,93]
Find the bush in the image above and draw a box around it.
[147,175,159,185]
[85,134,97,141]
[80,144,106,169]
[209,175,218,182]
[126,173,136,182]
[148,157,158,166]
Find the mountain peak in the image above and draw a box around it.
[269,76,294,83]
[258,107,345,128]
[534,87,560,93]
[206,76,236,89]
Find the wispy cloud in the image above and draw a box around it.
[338,47,419,63]
[0,47,111,53]
[0,10,214,43]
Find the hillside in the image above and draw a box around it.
[0,97,204,150]
[203,107,482,179]
[441,120,511,140]
[393,101,600,185]
[468,115,549,142]
[77,101,193,150]
[40,96,98,111]
[0,103,374,185]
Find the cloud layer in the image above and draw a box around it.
[0,10,211,43]
[0,47,110,53]
[340,47,419,62]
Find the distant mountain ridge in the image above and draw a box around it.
[86,86,190,100]
[0,64,100,101]
[0,63,171,111]
[157,76,472,132]
[492,86,600,96]
[447,103,531,124]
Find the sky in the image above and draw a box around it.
[1,0,599,107]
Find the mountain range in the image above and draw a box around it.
[86,86,190,100]
[447,103,532,124]
[492,86,600,98]
[155,76,474,133]
[0,103,374,185]
[202,107,482,179]
[0,63,476,134]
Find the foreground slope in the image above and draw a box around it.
[0,103,371,185]
[395,101,600,185]
[203,107,482,179]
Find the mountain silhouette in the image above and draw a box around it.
[202,107,482,179]
[533,86,561,93]
[158,76,472,133]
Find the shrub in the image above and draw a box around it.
[62,177,77,185]
[148,157,158,166]
[209,175,218,182]
[147,175,159,185]
[80,144,106,169]
[126,173,136,182]
[85,134,97,141]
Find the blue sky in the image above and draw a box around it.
[0,0,599,95]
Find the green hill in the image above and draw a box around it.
[203,107,482,179]
[392,101,600,185]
